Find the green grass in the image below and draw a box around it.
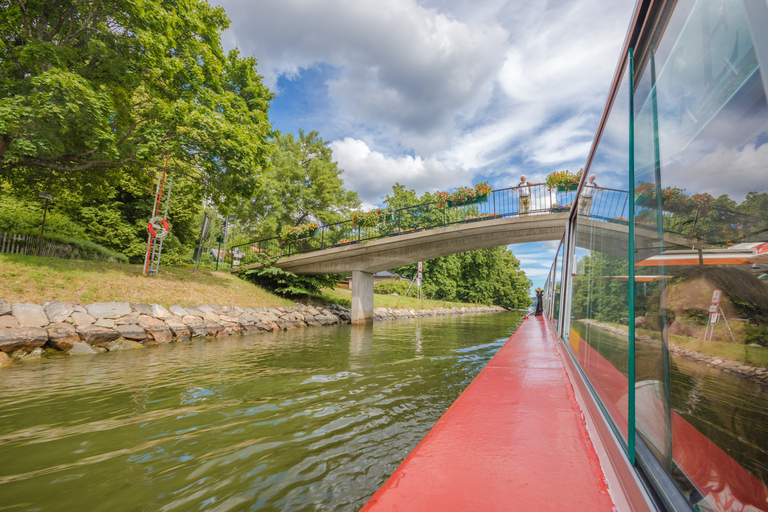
[0,254,293,308]
[321,286,491,310]
[608,322,768,368]
[667,334,768,368]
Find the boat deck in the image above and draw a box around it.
[361,316,616,511]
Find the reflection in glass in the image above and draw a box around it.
[633,0,768,507]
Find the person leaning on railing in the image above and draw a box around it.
[516,175,541,215]
[577,174,604,216]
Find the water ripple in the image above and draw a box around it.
[0,313,520,511]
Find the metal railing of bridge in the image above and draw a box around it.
[230,184,631,267]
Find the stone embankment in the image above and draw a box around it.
[578,319,768,386]
[0,299,506,367]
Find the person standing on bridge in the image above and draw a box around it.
[577,174,604,216]
[516,175,541,215]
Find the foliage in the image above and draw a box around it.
[238,253,339,298]
[436,182,492,208]
[237,130,360,240]
[744,324,768,347]
[570,251,629,322]
[465,212,500,221]
[31,232,128,262]
[280,222,318,242]
[352,208,388,228]
[0,189,87,238]
[374,280,412,296]
[383,184,531,308]
[635,182,714,214]
[0,0,273,208]
[550,203,572,212]
[545,169,583,190]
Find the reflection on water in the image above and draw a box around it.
[0,313,522,512]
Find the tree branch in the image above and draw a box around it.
[12,152,139,172]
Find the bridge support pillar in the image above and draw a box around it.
[350,270,374,324]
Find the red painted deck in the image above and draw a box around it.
[361,316,616,512]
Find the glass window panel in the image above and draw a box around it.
[569,61,632,444]
[633,0,768,507]
[554,242,564,329]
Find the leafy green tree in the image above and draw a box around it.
[238,254,339,298]
[383,184,531,308]
[237,130,360,239]
[0,0,273,207]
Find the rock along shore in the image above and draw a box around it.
[578,319,768,386]
[0,299,507,367]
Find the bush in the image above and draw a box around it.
[374,280,411,296]
[36,232,129,263]
[744,324,768,346]
[238,253,339,298]
[0,193,88,239]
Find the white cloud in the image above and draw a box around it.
[217,0,637,192]
[330,138,468,203]
[220,0,507,135]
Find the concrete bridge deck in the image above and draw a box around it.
[239,213,690,324]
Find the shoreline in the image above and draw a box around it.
[577,319,768,386]
[0,299,507,367]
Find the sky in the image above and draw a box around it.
[216,0,638,291]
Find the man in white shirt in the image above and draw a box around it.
[516,175,541,215]
[578,174,604,216]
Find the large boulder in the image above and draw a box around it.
[184,306,206,317]
[165,318,190,340]
[43,302,74,323]
[46,323,80,351]
[85,302,131,319]
[314,315,338,325]
[150,304,172,319]
[131,303,152,316]
[11,303,49,327]
[137,315,172,343]
[106,338,145,351]
[71,311,95,327]
[0,299,12,316]
[115,324,147,341]
[78,326,120,347]
[238,314,257,325]
[69,341,102,355]
[181,315,203,325]
[0,316,19,328]
[186,322,208,337]
[169,305,188,317]
[0,327,49,353]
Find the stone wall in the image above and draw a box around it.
[0,299,507,367]
[578,318,768,386]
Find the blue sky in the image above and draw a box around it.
[217,0,637,291]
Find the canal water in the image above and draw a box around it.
[0,312,523,512]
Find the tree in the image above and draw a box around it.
[383,184,531,308]
[0,0,273,207]
[236,130,360,239]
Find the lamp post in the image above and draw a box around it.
[37,193,52,257]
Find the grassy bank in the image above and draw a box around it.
[607,321,768,368]
[0,255,492,312]
[0,254,293,308]
[321,287,492,310]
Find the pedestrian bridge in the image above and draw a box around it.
[232,185,688,323]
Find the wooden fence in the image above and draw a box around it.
[0,231,99,260]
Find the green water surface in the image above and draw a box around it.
[0,312,523,511]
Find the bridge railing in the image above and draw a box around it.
[230,184,631,266]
